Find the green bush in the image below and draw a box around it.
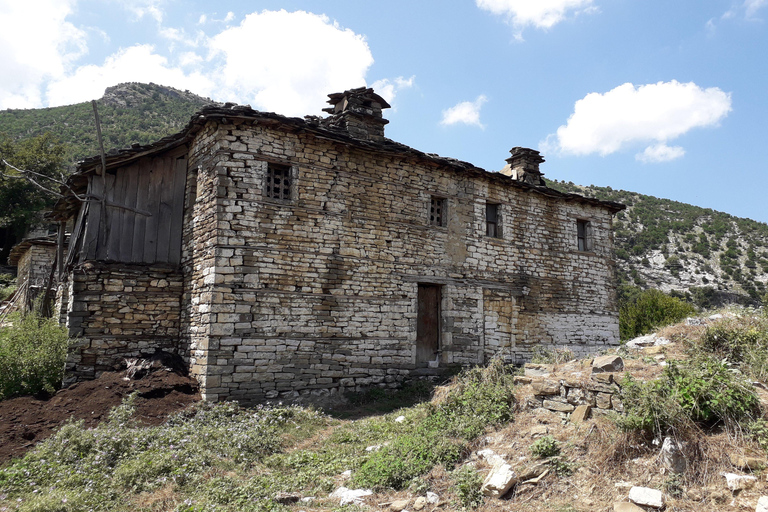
[451,465,484,509]
[0,311,69,399]
[354,361,516,489]
[618,355,759,436]
[700,316,768,381]
[530,435,560,458]
[619,289,696,340]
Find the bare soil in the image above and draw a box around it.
[0,369,200,464]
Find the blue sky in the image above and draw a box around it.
[1,0,767,223]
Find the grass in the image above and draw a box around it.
[0,361,518,511]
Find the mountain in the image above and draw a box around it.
[547,180,768,307]
[1,83,766,307]
[0,82,216,166]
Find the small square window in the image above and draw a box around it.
[265,163,292,201]
[486,203,500,238]
[577,219,591,251]
[430,196,446,226]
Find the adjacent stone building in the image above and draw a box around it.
[52,87,624,403]
[8,236,58,312]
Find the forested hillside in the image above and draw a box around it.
[1,82,766,307]
[0,82,214,165]
[548,180,768,306]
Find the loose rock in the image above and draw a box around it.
[660,436,686,474]
[628,486,664,509]
[330,487,373,506]
[756,496,768,512]
[592,355,624,373]
[390,499,410,511]
[481,463,519,497]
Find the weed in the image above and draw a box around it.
[531,347,574,365]
[354,360,516,489]
[663,473,684,497]
[699,316,768,381]
[531,436,560,458]
[451,465,484,509]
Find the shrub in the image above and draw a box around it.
[0,311,69,399]
[451,465,484,509]
[530,435,560,458]
[699,316,768,381]
[618,355,759,436]
[619,289,696,340]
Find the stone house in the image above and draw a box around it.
[51,87,624,404]
[8,236,58,312]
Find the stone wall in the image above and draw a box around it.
[15,242,56,310]
[181,119,620,404]
[526,371,623,417]
[64,262,183,382]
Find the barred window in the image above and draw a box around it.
[265,163,292,200]
[430,196,446,226]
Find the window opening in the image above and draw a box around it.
[265,163,292,200]
[486,203,500,238]
[430,196,446,226]
[577,219,591,251]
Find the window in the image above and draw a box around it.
[265,163,292,201]
[577,219,591,251]
[486,203,500,238]
[430,196,446,226]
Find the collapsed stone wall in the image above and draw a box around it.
[64,262,183,382]
[526,371,623,417]
[181,119,620,404]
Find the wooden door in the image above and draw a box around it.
[417,284,441,364]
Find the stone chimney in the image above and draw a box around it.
[322,87,391,142]
[500,147,546,187]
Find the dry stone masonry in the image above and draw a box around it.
[49,87,624,404]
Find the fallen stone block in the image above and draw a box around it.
[330,487,373,506]
[757,496,768,512]
[570,404,591,423]
[660,436,686,474]
[481,463,519,497]
[592,355,624,373]
[628,486,664,509]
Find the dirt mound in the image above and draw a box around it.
[0,368,200,464]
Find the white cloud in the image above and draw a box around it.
[745,0,768,17]
[476,0,596,38]
[119,0,165,23]
[440,95,488,128]
[1,8,378,118]
[46,44,215,106]
[208,10,374,116]
[542,81,732,162]
[370,76,415,105]
[0,0,86,108]
[635,144,685,164]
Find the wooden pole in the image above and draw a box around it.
[56,221,65,281]
[91,100,108,209]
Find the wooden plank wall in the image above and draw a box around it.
[75,145,188,265]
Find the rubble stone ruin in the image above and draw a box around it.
[40,87,624,404]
